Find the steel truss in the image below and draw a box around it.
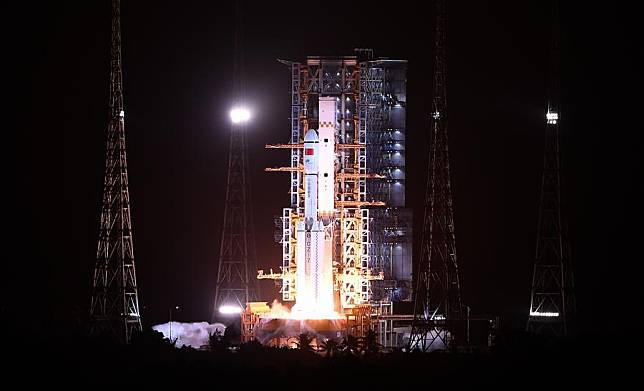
[270,57,381,309]
[89,0,142,344]
[409,0,465,352]
[527,0,575,337]
[213,0,259,319]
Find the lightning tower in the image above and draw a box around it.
[213,0,259,320]
[89,0,142,344]
[409,0,464,352]
[527,0,575,336]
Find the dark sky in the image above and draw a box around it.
[24,1,641,337]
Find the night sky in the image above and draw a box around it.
[24,1,641,338]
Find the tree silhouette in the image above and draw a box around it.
[319,338,340,358]
[295,333,314,353]
[340,335,360,356]
[208,329,231,353]
[361,329,381,355]
[239,339,264,354]
[130,329,171,348]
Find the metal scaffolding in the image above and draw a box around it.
[265,55,412,311]
[409,0,465,352]
[213,0,259,320]
[249,53,412,346]
[89,0,142,344]
[362,59,412,303]
[527,0,576,337]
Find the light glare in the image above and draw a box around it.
[219,305,242,314]
[546,111,558,124]
[230,107,251,124]
[530,311,560,317]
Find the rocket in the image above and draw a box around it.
[294,97,337,315]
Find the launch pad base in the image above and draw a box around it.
[251,317,347,348]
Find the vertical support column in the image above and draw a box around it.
[341,212,361,308]
[290,63,302,212]
[357,64,369,305]
[358,65,368,204]
[360,208,370,302]
[282,208,294,301]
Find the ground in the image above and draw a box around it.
[6,326,633,388]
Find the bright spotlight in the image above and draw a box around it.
[546,111,558,124]
[230,107,251,124]
[530,311,559,317]
[219,305,242,315]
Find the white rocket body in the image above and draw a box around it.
[303,129,319,228]
[295,97,336,315]
[318,97,336,217]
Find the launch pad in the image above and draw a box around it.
[241,301,414,349]
[242,304,347,347]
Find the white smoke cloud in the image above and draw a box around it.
[152,321,226,348]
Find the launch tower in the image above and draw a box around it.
[247,52,412,346]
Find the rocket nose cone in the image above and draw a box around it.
[304,129,319,142]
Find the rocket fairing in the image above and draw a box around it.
[294,97,337,315]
